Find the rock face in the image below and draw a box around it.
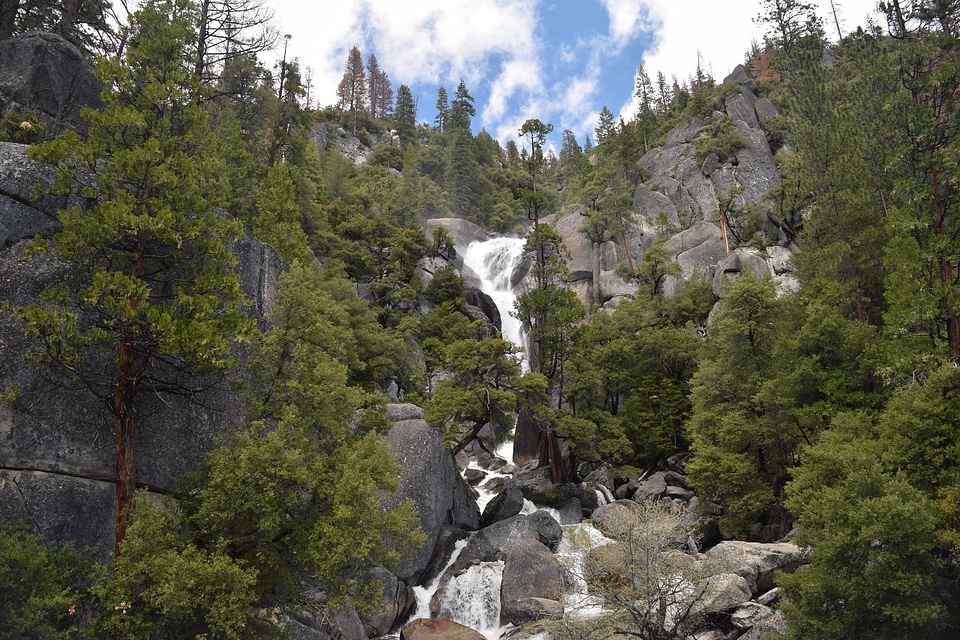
[384,408,480,582]
[0,33,103,135]
[519,66,790,312]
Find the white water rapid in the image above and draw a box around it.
[461,237,527,369]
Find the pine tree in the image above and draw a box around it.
[393,83,417,146]
[434,86,449,132]
[336,45,366,134]
[19,0,253,555]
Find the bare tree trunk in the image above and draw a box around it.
[56,0,80,40]
[0,0,19,40]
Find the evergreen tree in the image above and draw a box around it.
[393,83,417,147]
[336,45,366,134]
[434,86,449,132]
[18,0,254,554]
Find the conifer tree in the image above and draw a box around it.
[336,45,366,134]
[434,86,449,132]
[393,84,417,146]
[18,0,253,555]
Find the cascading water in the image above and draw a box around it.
[438,562,505,639]
[461,237,527,369]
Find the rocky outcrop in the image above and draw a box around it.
[0,33,102,135]
[700,540,807,597]
[517,66,790,314]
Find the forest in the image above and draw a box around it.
[2,0,960,638]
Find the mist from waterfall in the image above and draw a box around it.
[461,237,527,370]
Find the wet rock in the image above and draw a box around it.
[385,419,480,582]
[478,485,524,528]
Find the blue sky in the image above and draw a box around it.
[270,0,882,150]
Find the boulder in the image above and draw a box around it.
[0,33,102,135]
[451,513,559,571]
[701,541,807,596]
[694,573,753,615]
[359,567,417,637]
[479,484,525,527]
[736,605,788,640]
[500,539,564,625]
[400,617,486,640]
[590,500,638,538]
[511,460,554,504]
[730,601,778,631]
[556,496,584,525]
[631,471,669,502]
[384,418,480,582]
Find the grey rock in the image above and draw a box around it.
[478,484,524,527]
[701,541,808,596]
[387,403,424,422]
[556,497,584,525]
[385,419,480,582]
[632,471,669,502]
[755,97,779,125]
[730,601,777,631]
[590,500,639,538]
[664,485,696,501]
[359,567,416,637]
[451,513,554,571]
[0,33,102,135]
[694,573,753,615]
[499,539,564,625]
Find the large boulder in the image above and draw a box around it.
[499,539,564,625]
[479,484,525,528]
[400,618,485,640]
[0,32,103,135]
[384,415,480,582]
[451,513,561,571]
[700,541,807,596]
[358,568,417,637]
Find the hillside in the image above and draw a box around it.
[2,1,960,639]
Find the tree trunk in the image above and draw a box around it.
[115,247,144,556]
[194,0,211,79]
[56,0,79,41]
[0,0,19,40]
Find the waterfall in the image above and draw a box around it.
[438,562,505,639]
[461,237,527,369]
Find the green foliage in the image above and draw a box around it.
[95,496,257,640]
[424,336,523,454]
[14,0,255,553]
[424,264,465,306]
[0,522,100,640]
[182,259,423,610]
[780,419,950,639]
[0,109,46,143]
[692,114,746,161]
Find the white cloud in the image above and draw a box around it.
[598,0,657,48]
